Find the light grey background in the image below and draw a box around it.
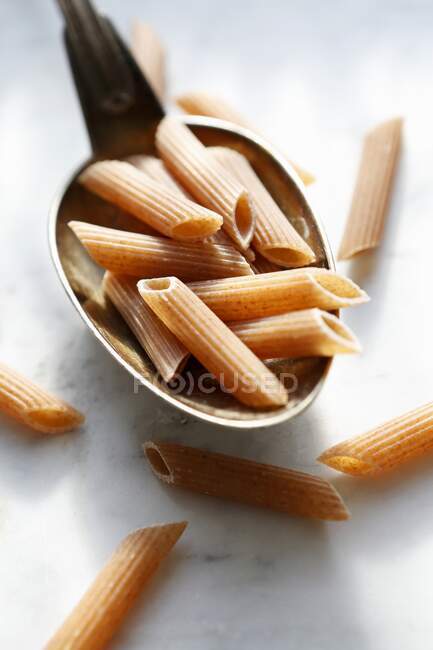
[1,1,432,648]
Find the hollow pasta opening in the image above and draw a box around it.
[320,312,360,351]
[144,444,173,481]
[314,272,365,300]
[172,218,219,240]
[263,245,314,268]
[234,193,255,245]
[140,277,173,292]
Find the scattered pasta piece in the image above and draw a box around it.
[318,401,433,477]
[229,309,361,358]
[44,522,187,650]
[144,441,349,520]
[103,272,189,382]
[137,277,288,409]
[130,21,166,102]
[338,118,403,260]
[188,269,369,321]
[155,116,256,250]
[211,147,315,267]
[69,221,253,280]
[0,363,84,434]
[175,91,315,185]
[78,160,223,241]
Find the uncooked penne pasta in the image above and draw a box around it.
[175,91,315,185]
[127,155,190,198]
[78,160,223,241]
[0,363,84,434]
[69,221,253,280]
[338,118,403,260]
[229,309,360,359]
[44,522,187,650]
[211,147,315,267]
[137,277,288,409]
[188,268,369,321]
[144,441,349,520]
[318,401,433,477]
[252,253,282,274]
[131,21,166,102]
[103,272,189,382]
[155,116,255,250]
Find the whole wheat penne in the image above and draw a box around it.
[0,363,84,434]
[144,441,349,520]
[127,155,190,198]
[69,221,253,280]
[137,277,288,409]
[318,401,433,477]
[229,309,360,359]
[211,146,315,267]
[187,269,369,321]
[44,522,187,650]
[252,253,282,274]
[131,21,166,102]
[78,160,223,241]
[175,91,315,185]
[155,116,255,250]
[338,118,403,260]
[103,272,189,382]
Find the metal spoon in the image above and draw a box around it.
[49,0,335,428]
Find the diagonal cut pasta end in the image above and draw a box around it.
[25,405,85,434]
[317,449,376,477]
[308,269,370,308]
[317,311,362,355]
[144,441,175,484]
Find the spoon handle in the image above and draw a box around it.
[56,0,164,158]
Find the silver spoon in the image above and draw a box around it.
[49,0,335,428]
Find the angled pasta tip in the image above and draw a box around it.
[317,451,375,477]
[144,441,175,483]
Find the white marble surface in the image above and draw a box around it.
[1,1,433,648]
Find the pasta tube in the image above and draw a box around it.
[338,118,403,260]
[103,272,189,382]
[0,363,84,434]
[318,401,433,477]
[78,160,223,241]
[69,221,253,280]
[175,91,315,185]
[229,309,361,358]
[211,146,315,267]
[127,154,189,198]
[130,21,166,102]
[44,522,187,650]
[252,253,282,274]
[187,268,368,321]
[144,441,349,520]
[137,277,288,409]
[155,116,255,250]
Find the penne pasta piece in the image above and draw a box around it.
[44,522,187,650]
[175,91,315,185]
[130,21,166,102]
[155,116,256,250]
[78,160,223,241]
[137,277,288,409]
[229,309,361,359]
[211,146,315,267]
[144,441,349,520]
[318,402,433,477]
[338,118,403,260]
[187,268,369,321]
[69,221,253,280]
[103,272,189,382]
[127,154,190,198]
[0,363,84,434]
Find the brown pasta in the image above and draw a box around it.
[229,309,361,358]
[127,154,190,198]
[155,116,256,250]
[130,21,166,102]
[144,441,349,520]
[78,160,223,241]
[69,221,253,280]
[103,272,189,382]
[187,268,369,321]
[0,363,84,434]
[137,277,288,409]
[211,146,315,267]
[175,91,315,185]
[338,117,403,260]
[251,253,282,274]
[44,522,187,650]
[318,401,433,477]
